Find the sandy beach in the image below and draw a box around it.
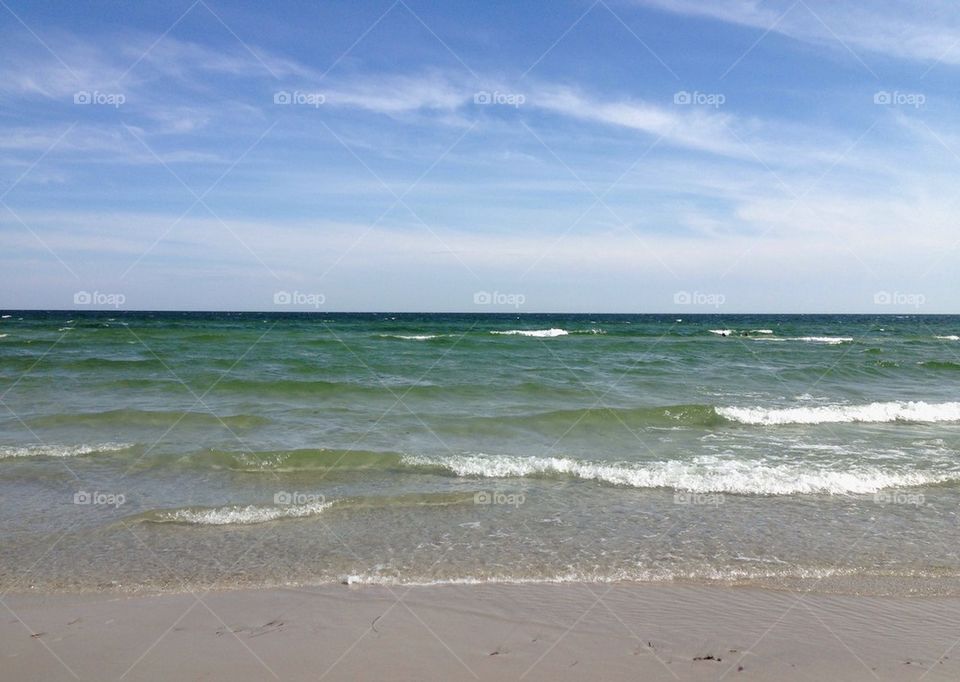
[4,583,959,681]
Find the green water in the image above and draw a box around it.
[2,312,960,594]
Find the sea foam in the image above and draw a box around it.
[491,329,569,337]
[718,401,960,425]
[154,500,333,525]
[400,453,953,495]
[0,443,134,459]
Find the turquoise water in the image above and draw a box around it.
[2,312,960,594]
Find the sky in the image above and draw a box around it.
[1,0,958,312]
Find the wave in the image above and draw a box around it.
[399,453,956,495]
[491,328,568,337]
[471,404,723,431]
[148,500,333,525]
[751,336,853,344]
[27,409,268,429]
[935,335,960,341]
[198,447,406,472]
[709,329,776,338]
[141,491,479,525]
[0,442,134,459]
[718,401,960,425]
[378,333,444,340]
[919,361,960,371]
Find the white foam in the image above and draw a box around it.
[400,453,954,495]
[718,401,960,425]
[379,334,439,340]
[751,329,774,334]
[0,443,133,459]
[751,336,852,345]
[157,500,333,525]
[491,329,569,337]
[1,315,10,318]
[935,335,960,341]
[0,334,7,338]
[709,329,733,336]
[338,566,858,587]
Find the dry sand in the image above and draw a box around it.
[3,583,959,680]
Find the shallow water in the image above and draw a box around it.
[2,311,959,594]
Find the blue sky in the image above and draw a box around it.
[1,0,958,312]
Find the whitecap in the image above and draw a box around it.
[718,401,960,426]
[0,443,134,459]
[491,329,569,337]
[154,500,332,525]
[400,453,955,495]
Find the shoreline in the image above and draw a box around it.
[5,582,959,680]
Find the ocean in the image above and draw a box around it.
[2,311,960,594]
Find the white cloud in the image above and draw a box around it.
[637,0,960,67]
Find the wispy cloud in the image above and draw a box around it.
[637,0,960,67]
